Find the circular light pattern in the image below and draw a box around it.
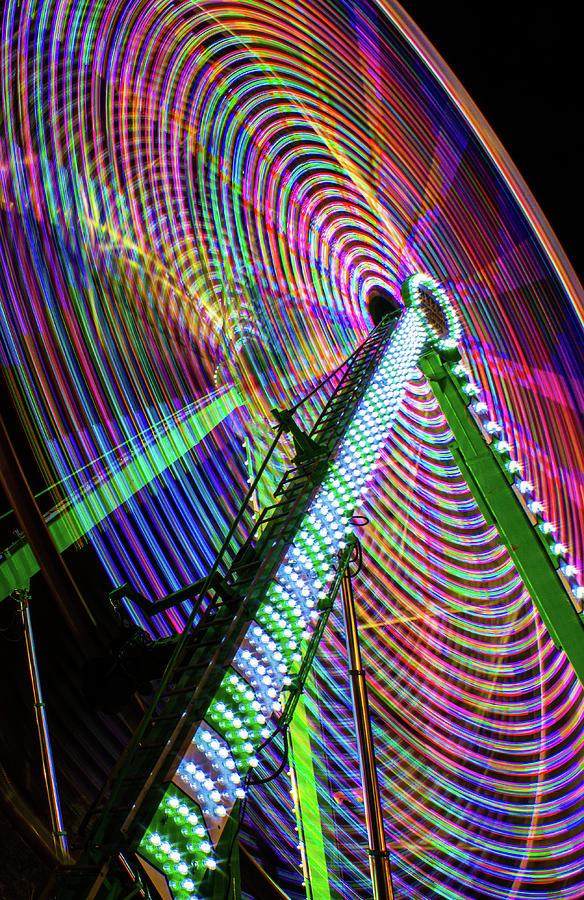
[1,1,584,899]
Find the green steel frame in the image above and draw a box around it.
[419,347,584,686]
[56,314,400,899]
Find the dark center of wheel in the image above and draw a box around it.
[367,287,401,327]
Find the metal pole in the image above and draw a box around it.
[341,566,394,900]
[0,410,95,653]
[15,590,70,862]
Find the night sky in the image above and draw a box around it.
[403,1,583,287]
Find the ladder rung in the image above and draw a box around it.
[138,739,170,751]
[198,611,234,628]
[153,711,188,722]
[185,636,225,650]
[162,684,199,698]
[172,661,208,675]
[119,775,148,786]
[108,805,133,818]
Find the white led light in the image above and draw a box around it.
[505,460,522,474]
[517,480,533,494]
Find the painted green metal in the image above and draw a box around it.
[419,348,584,686]
[0,388,241,600]
[289,690,333,900]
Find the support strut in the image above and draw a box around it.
[15,589,70,862]
[341,551,394,900]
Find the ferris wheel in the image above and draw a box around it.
[1,1,584,899]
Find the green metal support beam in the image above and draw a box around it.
[419,348,584,686]
[0,388,240,600]
[289,689,333,900]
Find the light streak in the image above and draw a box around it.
[1,2,584,898]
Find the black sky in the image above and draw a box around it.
[402,1,583,287]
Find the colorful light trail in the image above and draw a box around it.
[1,1,584,898]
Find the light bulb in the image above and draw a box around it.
[506,460,521,474]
